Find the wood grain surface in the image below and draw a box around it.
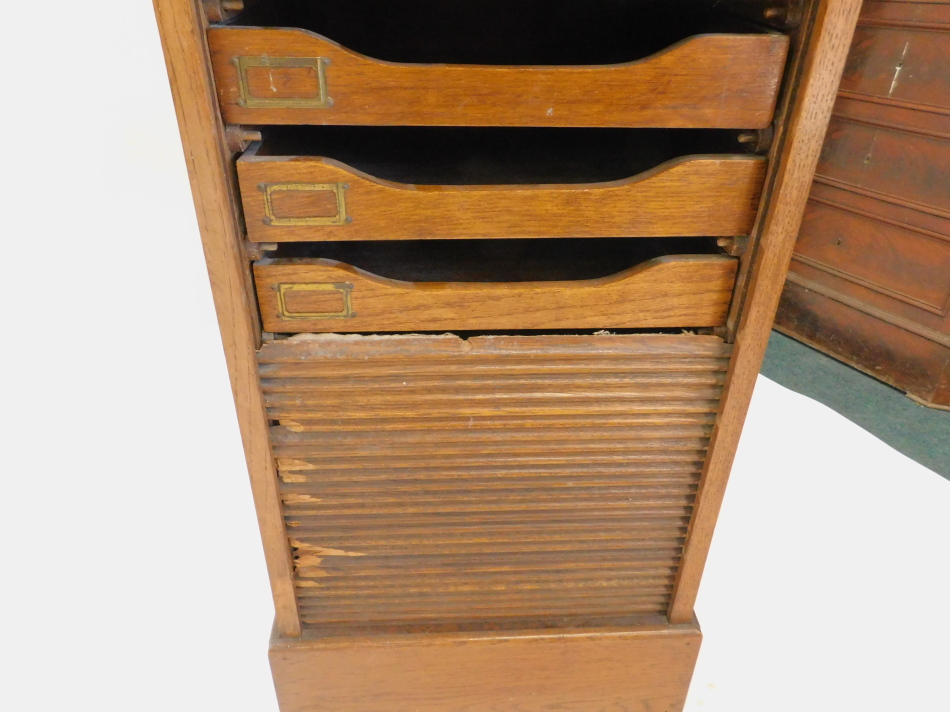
[209,27,788,128]
[254,255,737,332]
[778,280,950,405]
[238,153,767,241]
[152,0,301,636]
[779,0,950,406]
[259,333,729,628]
[270,621,701,712]
[154,0,867,702]
[668,0,864,623]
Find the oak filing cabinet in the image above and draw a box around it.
[153,0,862,709]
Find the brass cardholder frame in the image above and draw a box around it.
[276,283,355,320]
[259,182,349,227]
[233,56,332,109]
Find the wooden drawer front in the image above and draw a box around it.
[238,154,766,242]
[209,28,787,128]
[840,14,950,109]
[254,256,737,332]
[817,118,950,213]
[795,198,950,318]
[259,333,731,626]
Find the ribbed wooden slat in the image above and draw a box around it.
[290,522,691,540]
[290,556,686,577]
[278,412,717,432]
[294,591,676,608]
[264,385,725,404]
[259,358,731,374]
[267,401,723,420]
[259,333,728,625]
[276,453,709,472]
[288,508,694,528]
[297,598,674,625]
[273,423,713,444]
[278,461,704,482]
[261,372,727,391]
[275,439,711,459]
[291,480,688,497]
[295,568,679,585]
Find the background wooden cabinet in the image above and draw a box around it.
[778,0,950,408]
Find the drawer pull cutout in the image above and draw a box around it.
[234,56,331,109]
[277,282,355,320]
[260,182,348,226]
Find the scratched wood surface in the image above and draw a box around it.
[258,333,730,628]
[238,152,767,241]
[253,255,737,332]
[778,0,950,406]
[270,621,701,712]
[209,27,788,128]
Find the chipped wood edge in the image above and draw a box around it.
[152,0,301,636]
[668,0,865,623]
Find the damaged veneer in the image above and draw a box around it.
[259,332,730,626]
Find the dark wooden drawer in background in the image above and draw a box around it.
[778,0,950,407]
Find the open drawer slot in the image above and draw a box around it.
[208,0,789,128]
[238,127,767,241]
[254,238,738,332]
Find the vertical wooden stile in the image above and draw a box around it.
[668,0,864,623]
[151,0,301,637]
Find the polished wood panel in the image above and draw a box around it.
[793,198,950,315]
[209,27,788,128]
[670,0,865,622]
[779,0,950,407]
[270,621,701,712]
[152,0,301,636]
[778,280,950,403]
[238,152,767,241]
[816,117,950,212]
[254,255,737,332]
[259,333,729,627]
[840,7,950,108]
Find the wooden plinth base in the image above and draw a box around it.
[269,619,701,712]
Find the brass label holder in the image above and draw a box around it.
[276,283,355,320]
[260,182,349,227]
[233,56,331,109]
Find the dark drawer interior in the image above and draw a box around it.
[267,237,724,282]
[230,0,775,65]
[251,126,752,185]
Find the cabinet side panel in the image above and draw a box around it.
[152,0,301,636]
